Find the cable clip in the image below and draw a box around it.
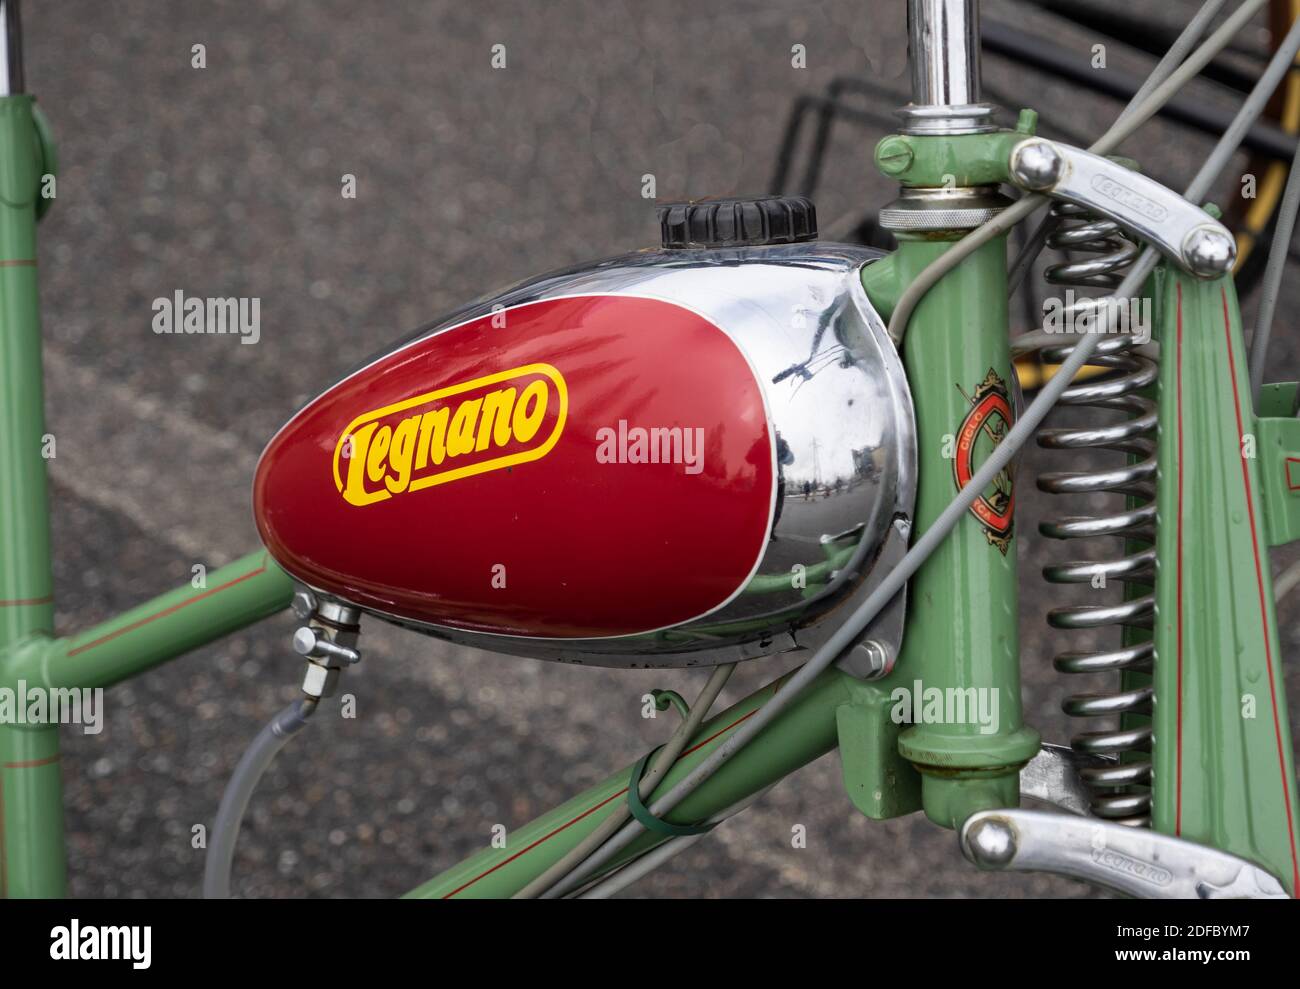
[626,750,716,838]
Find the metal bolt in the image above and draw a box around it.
[876,136,915,177]
[291,587,318,621]
[964,816,1017,869]
[851,639,895,679]
[1182,224,1236,278]
[1009,139,1063,191]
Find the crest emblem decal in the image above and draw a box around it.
[953,368,1015,554]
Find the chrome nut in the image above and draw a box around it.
[290,587,318,621]
[963,816,1018,869]
[1182,224,1236,278]
[1010,139,1064,192]
[850,639,895,680]
[301,661,338,700]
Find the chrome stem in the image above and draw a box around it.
[901,0,996,135]
[908,0,980,107]
[0,0,23,96]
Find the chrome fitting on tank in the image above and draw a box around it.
[290,592,362,700]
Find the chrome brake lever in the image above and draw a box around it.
[960,808,1290,899]
[1006,137,1236,279]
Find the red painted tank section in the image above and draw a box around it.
[253,295,774,638]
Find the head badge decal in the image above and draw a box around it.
[953,368,1015,554]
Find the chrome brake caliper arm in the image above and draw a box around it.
[1007,137,1237,278]
[960,808,1290,899]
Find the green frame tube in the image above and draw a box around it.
[4,552,294,695]
[1151,269,1300,893]
[0,99,296,896]
[0,552,294,896]
[862,235,1040,830]
[0,92,60,899]
[407,666,857,898]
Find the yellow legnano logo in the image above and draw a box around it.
[332,363,568,507]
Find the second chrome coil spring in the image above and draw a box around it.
[1024,202,1155,825]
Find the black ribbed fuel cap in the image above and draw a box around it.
[656,195,818,249]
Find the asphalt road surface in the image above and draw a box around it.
[21,0,1300,897]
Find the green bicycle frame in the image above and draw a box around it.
[2,39,1299,898]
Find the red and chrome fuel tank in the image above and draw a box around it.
[254,242,916,668]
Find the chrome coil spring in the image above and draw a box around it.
[1023,203,1155,826]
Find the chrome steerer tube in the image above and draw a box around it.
[901,0,996,134]
[0,0,23,96]
[908,0,980,106]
